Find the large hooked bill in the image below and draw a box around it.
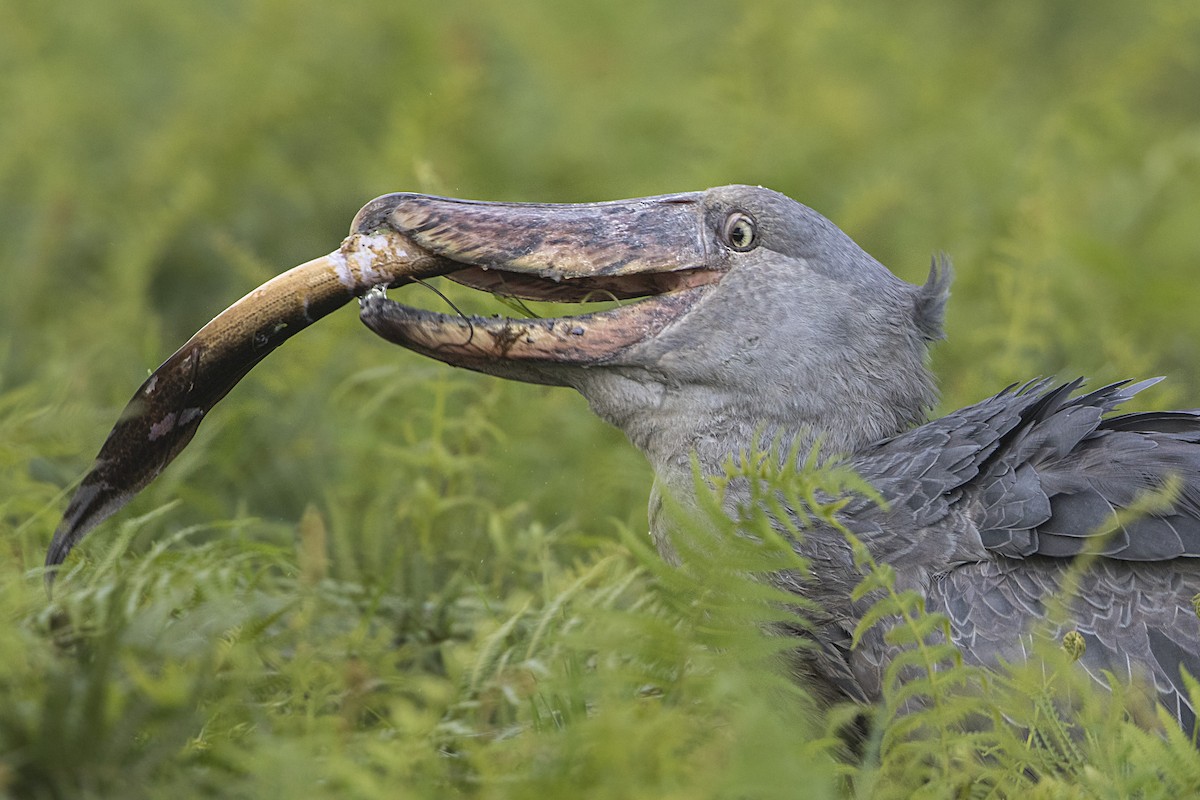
[46,190,724,582]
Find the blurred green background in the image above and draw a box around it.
[2,1,1199,797]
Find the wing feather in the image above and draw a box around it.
[822,379,1200,732]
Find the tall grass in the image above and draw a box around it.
[2,0,1200,796]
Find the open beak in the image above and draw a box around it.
[46,191,725,580]
[353,191,724,380]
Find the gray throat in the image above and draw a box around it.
[573,356,939,559]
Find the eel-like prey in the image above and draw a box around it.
[45,229,454,582]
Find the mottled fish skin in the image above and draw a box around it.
[45,231,453,582]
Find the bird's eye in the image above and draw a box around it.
[722,212,758,252]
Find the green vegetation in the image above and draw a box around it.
[3,1,1200,796]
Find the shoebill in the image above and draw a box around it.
[46,185,1200,732]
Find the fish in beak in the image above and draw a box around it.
[45,230,455,578]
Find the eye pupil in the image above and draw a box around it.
[732,221,751,247]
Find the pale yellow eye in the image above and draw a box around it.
[723,212,758,252]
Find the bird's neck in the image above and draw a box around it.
[575,356,937,557]
[625,385,930,561]
[642,391,928,479]
[581,363,937,488]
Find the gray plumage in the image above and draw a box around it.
[772,378,1200,731]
